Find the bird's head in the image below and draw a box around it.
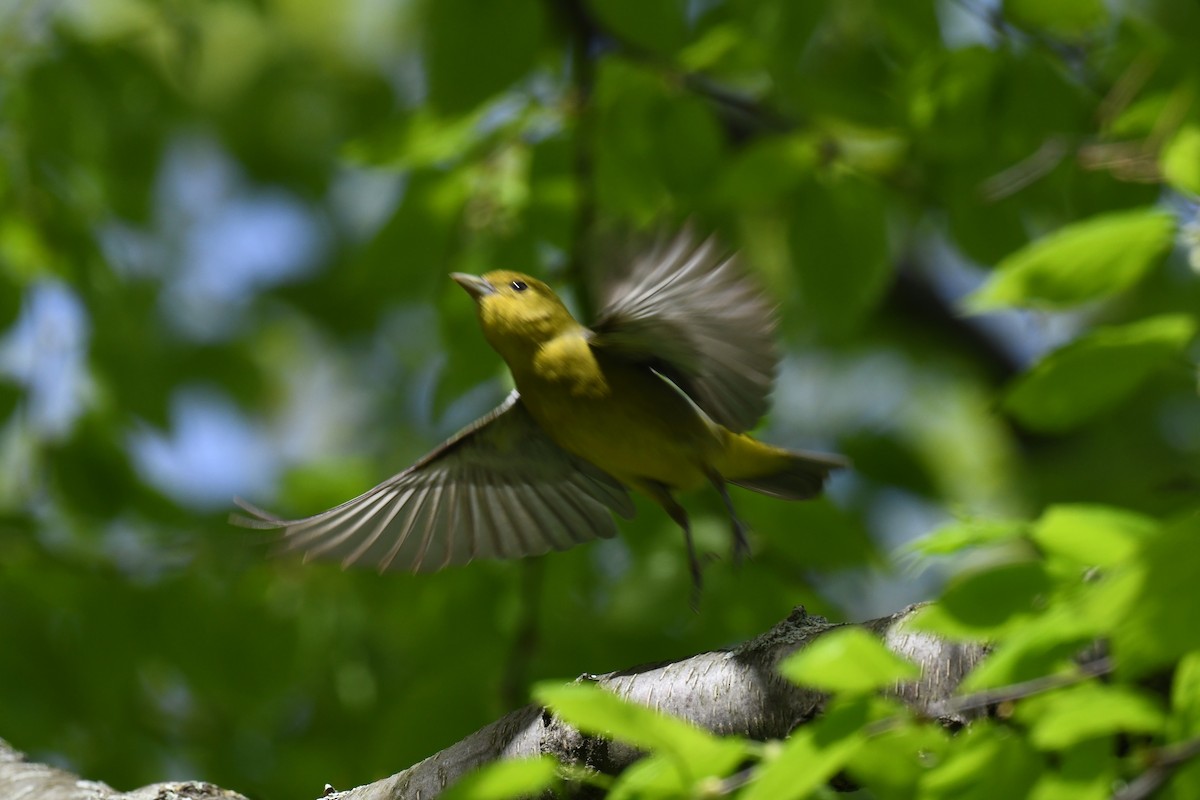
[452,271,581,363]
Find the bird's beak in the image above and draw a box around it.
[451,273,497,300]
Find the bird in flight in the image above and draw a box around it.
[234,228,846,600]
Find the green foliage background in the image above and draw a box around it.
[1,0,1198,798]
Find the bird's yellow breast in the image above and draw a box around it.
[513,333,721,492]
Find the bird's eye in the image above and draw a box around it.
[510,280,528,292]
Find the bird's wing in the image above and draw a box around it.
[232,391,635,573]
[590,227,778,433]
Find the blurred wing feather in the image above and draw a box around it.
[233,391,635,573]
[591,227,778,432]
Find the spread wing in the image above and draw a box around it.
[233,391,635,573]
[590,227,778,433]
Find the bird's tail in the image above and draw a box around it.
[715,432,847,500]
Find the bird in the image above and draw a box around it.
[233,228,846,601]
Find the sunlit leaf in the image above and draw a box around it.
[1111,516,1200,674]
[534,681,745,779]
[915,560,1052,638]
[845,719,950,796]
[781,627,920,694]
[1031,504,1158,567]
[920,723,1042,800]
[967,208,1176,311]
[1171,651,1200,738]
[1017,683,1166,749]
[741,698,870,800]
[1026,739,1114,800]
[1002,314,1197,432]
[1162,125,1200,196]
[907,517,1028,557]
[439,757,559,800]
[957,572,1137,691]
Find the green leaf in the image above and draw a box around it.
[789,174,892,335]
[714,135,818,208]
[1018,683,1166,749]
[959,569,1140,691]
[1162,125,1200,195]
[1170,651,1200,739]
[1112,516,1200,674]
[967,208,1177,311]
[591,61,725,222]
[916,560,1052,638]
[586,0,688,56]
[781,627,920,694]
[344,108,486,169]
[1167,759,1200,800]
[907,517,1029,557]
[423,0,546,113]
[534,681,745,779]
[1003,0,1108,38]
[439,757,559,800]
[922,723,1042,800]
[845,719,950,796]
[741,698,871,800]
[1002,314,1197,432]
[1032,504,1158,567]
[1027,739,1114,800]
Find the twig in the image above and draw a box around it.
[1114,736,1200,800]
[928,656,1113,718]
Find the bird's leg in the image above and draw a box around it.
[639,480,703,610]
[706,469,751,566]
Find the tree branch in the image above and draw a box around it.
[0,739,248,800]
[0,605,988,800]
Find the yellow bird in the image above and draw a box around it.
[235,230,845,596]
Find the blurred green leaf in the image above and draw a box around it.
[439,756,559,800]
[344,108,487,169]
[534,681,745,779]
[1017,683,1166,749]
[423,0,546,113]
[714,135,818,208]
[1171,651,1200,738]
[606,753,704,800]
[1026,739,1114,800]
[958,568,1137,691]
[781,626,920,694]
[919,723,1042,800]
[49,412,140,520]
[1110,516,1200,674]
[1031,504,1158,567]
[741,698,871,800]
[789,174,891,335]
[591,60,725,222]
[915,560,1052,638]
[1004,0,1108,38]
[587,0,688,56]
[1002,314,1196,432]
[0,376,22,427]
[753,495,876,569]
[845,719,950,796]
[1162,124,1200,196]
[908,517,1029,557]
[967,208,1177,312]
